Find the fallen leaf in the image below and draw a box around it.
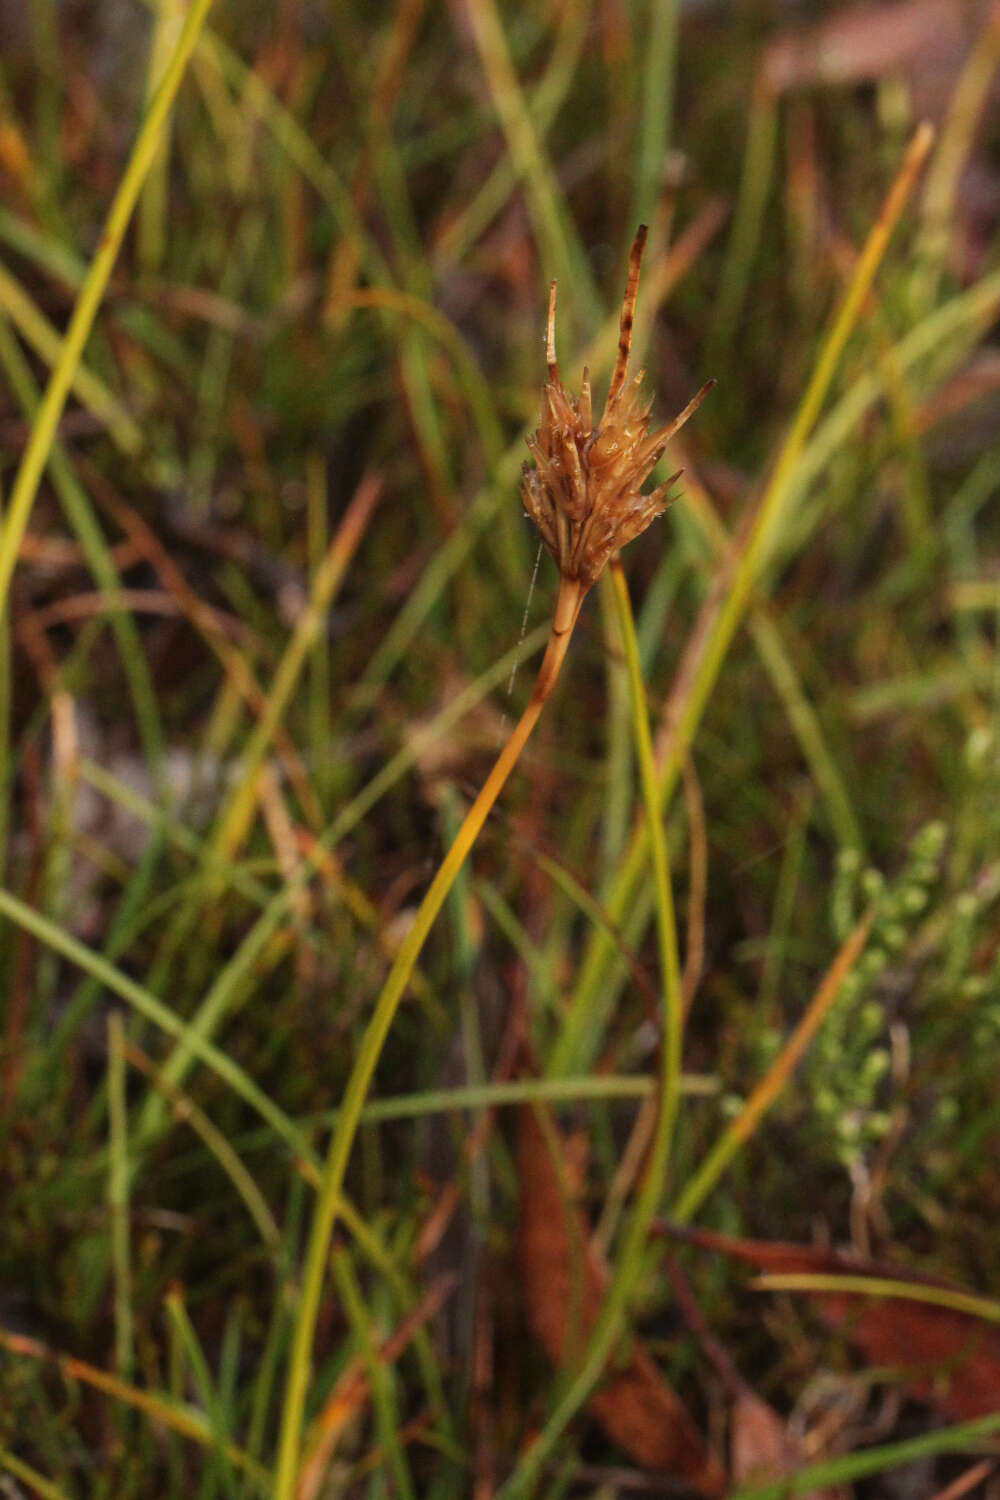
[665,1253,840,1500]
[663,1223,1000,1421]
[518,1108,725,1495]
[761,0,967,95]
[731,1389,802,1483]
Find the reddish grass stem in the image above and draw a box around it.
[273,575,583,1499]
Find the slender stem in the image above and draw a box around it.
[750,1272,1000,1325]
[272,576,583,1500]
[609,559,684,1172]
[497,559,684,1498]
[705,72,778,370]
[629,0,679,229]
[107,1013,133,1383]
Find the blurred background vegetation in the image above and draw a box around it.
[1,0,1000,1495]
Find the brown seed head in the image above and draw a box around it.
[521,225,713,589]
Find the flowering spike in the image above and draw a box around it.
[521,229,713,590]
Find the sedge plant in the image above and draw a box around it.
[274,225,713,1495]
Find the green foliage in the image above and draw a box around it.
[806,826,945,1170]
[1,0,1000,1495]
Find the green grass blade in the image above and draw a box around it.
[0,0,216,605]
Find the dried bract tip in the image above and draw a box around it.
[546,280,559,381]
[522,226,712,589]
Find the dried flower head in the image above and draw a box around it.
[521,224,713,590]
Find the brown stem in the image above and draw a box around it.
[533,576,583,704]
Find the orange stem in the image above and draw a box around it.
[274,574,584,1498]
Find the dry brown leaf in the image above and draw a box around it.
[731,1389,802,1483]
[517,1107,725,1495]
[823,1292,1000,1420]
[762,0,968,96]
[666,1224,1000,1421]
[731,1390,842,1500]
